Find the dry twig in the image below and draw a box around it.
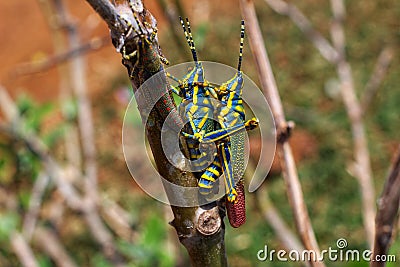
[0,84,122,264]
[264,0,377,248]
[36,0,83,169]
[22,173,50,241]
[239,1,324,266]
[0,86,83,208]
[329,0,375,246]
[34,227,78,267]
[47,1,122,262]
[264,0,339,63]
[0,121,83,209]
[254,192,306,255]
[10,232,39,267]
[0,85,19,122]
[100,199,139,242]
[371,146,400,267]
[361,46,395,115]
[12,37,109,76]
[246,160,306,257]
[155,0,188,58]
[51,0,99,204]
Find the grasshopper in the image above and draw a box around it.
[213,21,258,226]
[169,19,258,226]
[167,17,221,182]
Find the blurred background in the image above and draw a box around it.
[0,0,399,266]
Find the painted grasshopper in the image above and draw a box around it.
[167,18,223,195]
[169,18,258,226]
[116,0,258,226]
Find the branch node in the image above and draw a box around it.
[196,206,221,236]
[277,121,295,143]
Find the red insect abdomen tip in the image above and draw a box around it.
[226,182,246,228]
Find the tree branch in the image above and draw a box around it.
[12,36,109,76]
[85,0,128,33]
[371,145,400,267]
[264,0,339,64]
[0,121,83,209]
[100,198,139,242]
[265,0,377,248]
[361,46,395,115]
[48,1,123,262]
[10,232,39,267]
[0,84,122,264]
[239,1,324,266]
[0,85,19,122]
[36,0,83,170]
[246,160,306,259]
[155,0,188,59]
[254,192,307,255]
[329,0,375,246]
[85,1,227,266]
[34,227,78,267]
[22,173,50,241]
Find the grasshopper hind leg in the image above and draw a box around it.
[198,159,222,197]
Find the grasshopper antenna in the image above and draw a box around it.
[179,17,198,63]
[237,20,245,72]
[185,18,199,63]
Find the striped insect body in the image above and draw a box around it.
[168,18,223,194]
[169,18,259,227]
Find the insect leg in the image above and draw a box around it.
[219,142,238,203]
[198,119,252,143]
[169,85,182,96]
[166,72,181,83]
[198,159,222,196]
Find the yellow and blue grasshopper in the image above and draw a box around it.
[167,17,222,183]
[168,19,258,206]
[203,23,259,201]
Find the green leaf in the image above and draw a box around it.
[139,215,174,267]
[18,190,31,210]
[25,103,54,133]
[37,255,52,267]
[17,95,35,116]
[92,254,113,267]
[17,149,40,180]
[62,98,78,121]
[124,98,142,127]
[117,240,145,262]
[194,22,209,51]
[345,261,368,267]
[140,214,166,247]
[43,124,66,147]
[0,212,19,241]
